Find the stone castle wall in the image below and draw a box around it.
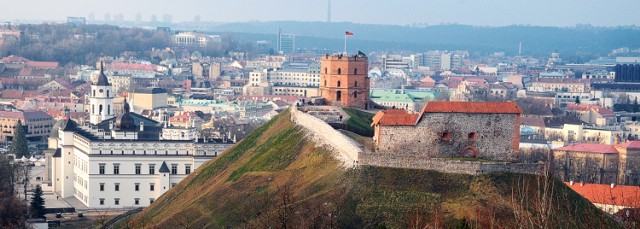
[375,113,519,161]
[291,106,361,167]
[359,153,542,175]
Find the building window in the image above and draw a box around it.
[468,132,477,141]
[337,68,341,75]
[150,198,155,204]
[337,81,341,87]
[149,164,155,174]
[324,67,327,74]
[135,183,140,191]
[440,131,451,141]
[99,164,105,174]
[114,198,120,205]
[171,164,178,175]
[99,183,104,191]
[99,198,104,205]
[113,164,120,175]
[172,183,177,188]
[115,183,120,191]
[93,90,95,97]
[354,68,358,75]
[354,81,358,87]
[134,198,140,205]
[150,183,155,191]
[336,91,342,101]
[353,91,357,98]
[135,164,141,175]
[185,165,191,174]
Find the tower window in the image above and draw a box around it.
[336,91,342,101]
[354,68,358,75]
[337,68,341,75]
[354,91,357,98]
[324,80,327,87]
[337,81,341,87]
[324,67,327,74]
[99,104,103,115]
[107,105,110,115]
[355,81,358,87]
[93,90,95,97]
[107,90,109,97]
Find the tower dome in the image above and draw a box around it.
[114,99,136,131]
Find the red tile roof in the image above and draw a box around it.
[521,116,545,127]
[109,62,156,71]
[0,55,30,63]
[421,101,522,114]
[555,143,619,154]
[371,109,419,126]
[566,182,640,208]
[25,61,59,69]
[617,141,640,149]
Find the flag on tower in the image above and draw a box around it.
[345,31,354,36]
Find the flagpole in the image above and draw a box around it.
[344,33,347,54]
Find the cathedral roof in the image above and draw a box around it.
[95,61,110,86]
[48,119,66,138]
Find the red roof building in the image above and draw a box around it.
[565,182,640,214]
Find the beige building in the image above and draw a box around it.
[529,78,589,93]
[209,63,221,80]
[131,88,168,112]
[192,61,204,78]
[545,124,623,145]
[0,110,55,141]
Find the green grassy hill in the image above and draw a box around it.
[128,109,615,228]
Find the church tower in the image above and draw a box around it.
[89,62,114,125]
[319,53,370,109]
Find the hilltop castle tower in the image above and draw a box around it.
[319,53,370,109]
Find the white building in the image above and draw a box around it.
[47,66,233,209]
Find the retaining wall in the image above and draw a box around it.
[291,106,361,167]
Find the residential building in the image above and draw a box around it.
[130,88,168,112]
[0,110,55,141]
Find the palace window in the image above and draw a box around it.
[113,164,120,175]
[99,164,105,174]
[135,183,140,191]
[99,183,104,191]
[185,165,191,175]
[114,183,120,191]
[150,183,155,191]
[135,164,141,175]
[114,198,120,205]
[171,164,178,175]
[149,164,155,174]
[134,198,140,205]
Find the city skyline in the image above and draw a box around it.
[0,0,639,27]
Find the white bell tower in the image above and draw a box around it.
[89,62,114,125]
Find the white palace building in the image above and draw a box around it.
[46,64,234,209]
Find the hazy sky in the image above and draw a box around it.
[1,0,638,26]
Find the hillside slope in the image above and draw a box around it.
[129,109,615,228]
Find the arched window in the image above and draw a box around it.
[93,90,96,97]
[337,81,341,87]
[337,68,341,75]
[336,91,342,101]
[324,80,327,87]
[106,90,109,98]
[99,104,103,115]
[354,81,358,87]
[324,67,328,74]
[354,68,358,75]
[92,105,95,114]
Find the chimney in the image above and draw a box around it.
[140,122,144,131]
[611,183,616,189]
[580,181,584,187]
[570,180,574,186]
[109,120,114,130]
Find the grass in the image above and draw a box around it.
[342,107,375,132]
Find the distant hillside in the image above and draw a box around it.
[195,21,640,59]
[129,109,616,228]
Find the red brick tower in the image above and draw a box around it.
[319,53,369,109]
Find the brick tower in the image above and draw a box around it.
[319,53,370,109]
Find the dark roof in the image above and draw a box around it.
[61,119,78,131]
[159,161,170,173]
[53,148,61,158]
[95,62,110,86]
[135,87,167,94]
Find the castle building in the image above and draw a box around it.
[553,141,640,185]
[319,53,370,109]
[371,101,522,161]
[46,64,233,209]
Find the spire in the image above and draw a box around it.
[95,61,110,86]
